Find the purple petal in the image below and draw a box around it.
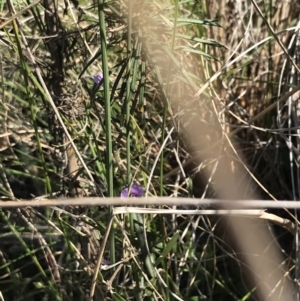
[120,188,130,198]
[102,259,110,265]
[89,73,103,84]
[121,184,145,198]
[101,259,110,270]
[131,184,145,197]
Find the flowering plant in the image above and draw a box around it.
[89,73,103,84]
[120,184,145,197]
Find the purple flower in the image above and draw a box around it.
[87,72,103,84]
[101,259,110,270]
[102,259,110,266]
[91,73,103,84]
[121,184,145,198]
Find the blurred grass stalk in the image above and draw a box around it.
[136,1,296,300]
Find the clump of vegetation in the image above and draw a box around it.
[0,0,300,300]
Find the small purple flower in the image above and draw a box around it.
[102,259,110,266]
[101,259,110,270]
[86,72,103,84]
[83,72,103,84]
[121,184,145,198]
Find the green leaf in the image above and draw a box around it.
[112,292,127,301]
[175,46,219,60]
[175,33,224,47]
[176,18,222,27]
[161,231,179,257]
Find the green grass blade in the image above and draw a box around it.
[98,0,115,265]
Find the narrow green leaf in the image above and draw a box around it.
[176,18,222,27]
[175,46,219,60]
[160,231,179,258]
